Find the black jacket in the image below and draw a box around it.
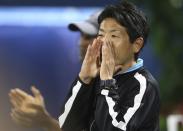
[59,67,160,131]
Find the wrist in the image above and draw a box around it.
[100,77,113,80]
[79,73,92,84]
[41,111,52,127]
[100,78,116,89]
[100,75,113,80]
[43,115,60,131]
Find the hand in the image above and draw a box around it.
[9,86,51,128]
[79,39,102,84]
[100,41,121,80]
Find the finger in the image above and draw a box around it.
[9,89,19,99]
[15,88,30,99]
[10,88,30,104]
[9,90,24,108]
[10,98,22,108]
[83,44,92,60]
[11,108,31,121]
[11,109,33,127]
[94,41,102,65]
[106,41,116,64]
[106,41,113,55]
[92,39,101,57]
[108,41,116,59]
[91,38,98,48]
[97,40,103,57]
[105,41,115,64]
[11,94,24,106]
[31,86,43,101]
[26,102,43,111]
[9,90,18,107]
[13,107,40,120]
[13,107,34,118]
[102,42,108,61]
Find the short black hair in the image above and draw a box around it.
[98,0,149,60]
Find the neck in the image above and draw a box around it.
[120,60,136,73]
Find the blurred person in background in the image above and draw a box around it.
[9,10,101,131]
[59,1,160,131]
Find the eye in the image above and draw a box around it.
[98,34,103,36]
[97,34,103,37]
[111,35,119,38]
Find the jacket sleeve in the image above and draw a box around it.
[58,76,95,131]
[100,73,160,131]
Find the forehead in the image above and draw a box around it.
[99,18,126,33]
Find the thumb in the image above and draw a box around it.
[31,86,43,101]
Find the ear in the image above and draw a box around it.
[132,37,144,53]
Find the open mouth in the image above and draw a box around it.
[100,46,102,63]
[97,46,102,67]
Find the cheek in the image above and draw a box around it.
[112,42,123,59]
[113,42,132,59]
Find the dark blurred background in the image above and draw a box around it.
[1,0,118,6]
[0,0,183,131]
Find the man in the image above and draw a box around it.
[59,1,160,131]
[9,10,101,131]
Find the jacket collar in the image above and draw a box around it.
[115,58,143,76]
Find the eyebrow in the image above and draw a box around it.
[99,28,121,33]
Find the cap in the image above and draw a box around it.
[68,10,102,36]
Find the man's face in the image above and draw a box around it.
[79,33,95,61]
[98,18,136,66]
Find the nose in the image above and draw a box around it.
[97,35,109,44]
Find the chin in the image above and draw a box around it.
[115,60,122,65]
